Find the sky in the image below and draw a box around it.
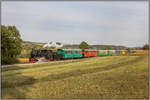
[2,1,149,47]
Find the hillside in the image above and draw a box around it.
[23,41,128,50]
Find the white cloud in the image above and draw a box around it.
[2,1,148,47]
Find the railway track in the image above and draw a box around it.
[1,61,53,68]
[1,58,83,68]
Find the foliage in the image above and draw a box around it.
[142,44,149,50]
[104,45,111,50]
[1,25,22,64]
[126,48,131,53]
[79,41,90,49]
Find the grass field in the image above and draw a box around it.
[2,55,149,99]
[17,58,29,63]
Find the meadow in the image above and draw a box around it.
[2,55,149,99]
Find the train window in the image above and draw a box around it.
[66,51,71,54]
[65,51,67,54]
[75,51,78,54]
[78,51,81,54]
[68,51,72,54]
[67,51,70,54]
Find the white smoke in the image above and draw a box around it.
[43,41,63,48]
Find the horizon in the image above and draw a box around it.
[23,40,143,48]
[2,1,149,48]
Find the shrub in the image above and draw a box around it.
[1,57,19,65]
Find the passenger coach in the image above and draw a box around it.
[29,49,129,63]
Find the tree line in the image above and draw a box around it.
[79,41,149,50]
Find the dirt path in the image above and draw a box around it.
[1,61,51,67]
[1,59,77,68]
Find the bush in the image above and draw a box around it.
[1,57,19,65]
[142,44,149,50]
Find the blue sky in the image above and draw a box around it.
[2,1,149,47]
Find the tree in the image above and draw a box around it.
[1,25,22,64]
[126,48,131,53]
[79,41,89,49]
[104,45,111,50]
[142,44,149,50]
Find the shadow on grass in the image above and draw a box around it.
[1,58,87,72]
[1,55,146,98]
[2,65,27,72]
[2,66,36,99]
[41,56,145,82]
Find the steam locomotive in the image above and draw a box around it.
[29,49,64,63]
[29,48,128,63]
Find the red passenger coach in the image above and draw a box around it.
[82,50,97,57]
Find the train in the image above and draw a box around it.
[29,49,129,63]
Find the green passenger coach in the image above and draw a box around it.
[97,50,113,56]
[57,49,83,59]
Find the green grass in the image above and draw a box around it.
[2,55,149,99]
